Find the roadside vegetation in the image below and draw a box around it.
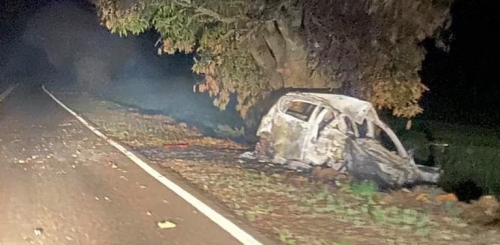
[53,90,500,245]
[92,0,451,123]
[390,118,500,200]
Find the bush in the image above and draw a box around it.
[388,118,500,199]
[439,145,500,197]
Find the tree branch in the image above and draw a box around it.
[170,0,247,24]
[194,6,247,23]
[171,0,191,8]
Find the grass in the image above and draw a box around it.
[276,229,296,245]
[216,124,245,138]
[389,118,500,198]
[245,203,274,221]
[390,118,500,147]
[166,160,450,244]
[62,97,245,150]
[350,181,378,198]
[306,183,436,232]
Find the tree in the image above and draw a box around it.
[92,0,452,119]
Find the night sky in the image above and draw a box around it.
[0,0,498,127]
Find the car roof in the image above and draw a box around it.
[283,92,380,124]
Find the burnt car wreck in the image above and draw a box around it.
[243,92,441,189]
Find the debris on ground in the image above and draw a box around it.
[34,228,44,236]
[435,193,459,203]
[157,220,176,229]
[311,166,349,184]
[461,195,500,225]
[164,143,189,149]
[53,91,500,245]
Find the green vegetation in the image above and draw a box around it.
[91,0,452,119]
[390,118,500,198]
[350,181,379,198]
[58,92,498,244]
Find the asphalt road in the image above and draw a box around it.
[0,84,255,245]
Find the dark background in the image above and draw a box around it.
[420,0,498,126]
[1,0,498,127]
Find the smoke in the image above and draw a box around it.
[22,0,139,89]
[16,0,244,138]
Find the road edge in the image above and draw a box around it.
[0,83,19,103]
[42,85,264,245]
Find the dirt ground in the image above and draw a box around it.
[54,91,500,245]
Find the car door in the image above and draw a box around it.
[304,106,350,166]
[270,99,319,161]
[344,121,424,188]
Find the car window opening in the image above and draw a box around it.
[357,119,370,138]
[284,101,317,121]
[375,125,398,152]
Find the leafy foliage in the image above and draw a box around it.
[92,0,451,118]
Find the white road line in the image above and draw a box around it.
[42,85,263,245]
[0,83,19,103]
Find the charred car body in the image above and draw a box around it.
[252,92,441,189]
